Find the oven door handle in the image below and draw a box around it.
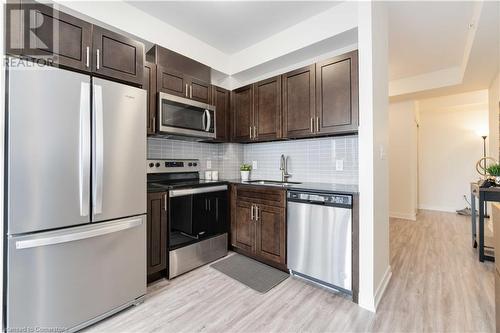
[169,185,227,197]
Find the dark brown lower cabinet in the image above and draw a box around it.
[147,192,168,279]
[230,185,286,269]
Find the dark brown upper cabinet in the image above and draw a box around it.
[231,84,254,142]
[147,45,210,82]
[315,50,359,135]
[253,76,282,141]
[7,2,92,72]
[92,25,144,86]
[157,66,187,98]
[282,65,316,138]
[147,192,168,278]
[147,45,211,104]
[189,77,211,104]
[212,86,230,142]
[144,61,157,136]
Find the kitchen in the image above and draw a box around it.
[1,1,391,332]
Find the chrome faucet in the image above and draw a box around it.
[280,154,292,182]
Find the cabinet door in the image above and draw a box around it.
[232,200,255,252]
[188,77,211,104]
[147,192,167,275]
[255,204,286,265]
[157,66,187,98]
[144,62,157,135]
[315,50,358,135]
[92,25,144,85]
[8,2,92,72]
[212,86,230,141]
[283,65,316,138]
[253,76,281,141]
[231,84,253,142]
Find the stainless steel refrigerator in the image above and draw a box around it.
[6,64,147,331]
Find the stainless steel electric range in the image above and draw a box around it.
[147,159,228,278]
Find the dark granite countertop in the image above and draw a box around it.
[147,178,358,195]
[221,179,359,195]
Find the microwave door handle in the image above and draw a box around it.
[202,110,207,131]
[205,110,211,132]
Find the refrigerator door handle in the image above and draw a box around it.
[93,83,104,215]
[15,218,143,250]
[79,82,91,217]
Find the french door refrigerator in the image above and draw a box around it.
[6,64,147,331]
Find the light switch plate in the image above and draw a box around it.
[336,160,344,171]
[252,161,258,170]
[207,160,212,169]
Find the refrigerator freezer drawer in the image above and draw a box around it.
[7,216,147,331]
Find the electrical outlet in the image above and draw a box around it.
[252,161,258,170]
[207,160,212,169]
[336,160,344,171]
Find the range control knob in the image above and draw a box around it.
[149,163,154,168]
[193,163,197,167]
[155,162,160,167]
[188,163,193,167]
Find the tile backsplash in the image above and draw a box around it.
[243,136,358,184]
[147,135,358,184]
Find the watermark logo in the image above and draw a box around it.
[6,3,55,65]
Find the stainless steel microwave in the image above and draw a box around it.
[158,92,216,139]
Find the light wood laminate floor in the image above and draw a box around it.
[86,210,495,332]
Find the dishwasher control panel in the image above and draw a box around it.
[287,191,352,207]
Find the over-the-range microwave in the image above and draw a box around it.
[158,92,216,139]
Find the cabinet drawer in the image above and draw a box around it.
[235,185,285,208]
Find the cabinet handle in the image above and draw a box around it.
[163,194,167,211]
[96,49,100,70]
[86,46,90,68]
[152,117,156,132]
[255,205,259,221]
[208,199,211,211]
[205,198,208,210]
[189,85,193,99]
[316,117,320,133]
[254,126,257,139]
[185,84,188,97]
[251,204,254,220]
[249,126,253,140]
[310,117,314,133]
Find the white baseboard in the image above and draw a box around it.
[418,204,457,213]
[389,211,416,221]
[374,266,392,311]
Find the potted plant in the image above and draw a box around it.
[240,163,252,181]
[486,163,500,185]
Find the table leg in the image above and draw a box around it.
[479,193,485,262]
[471,190,477,248]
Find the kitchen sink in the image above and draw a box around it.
[245,180,302,186]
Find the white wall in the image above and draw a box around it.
[418,90,488,212]
[357,1,390,312]
[389,101,418,220]
[489,73,499,160]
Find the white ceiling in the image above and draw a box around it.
[388,1,475,81]
[388,0,499,100]
[127,1,340,54]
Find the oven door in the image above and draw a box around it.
[158,92,216,138]
[169,185,227,249]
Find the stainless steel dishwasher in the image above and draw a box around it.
[287,190,352,294]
